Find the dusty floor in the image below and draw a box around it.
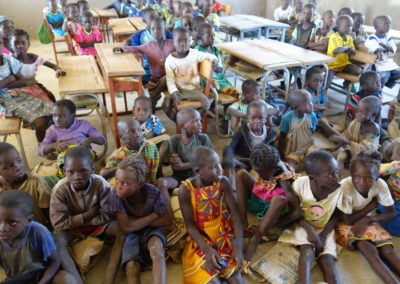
[3,39,400,283]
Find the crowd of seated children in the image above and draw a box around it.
[286,0,303,41]
[190,15,207,45]
[197,0,220,30]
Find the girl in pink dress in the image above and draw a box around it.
[74,12,103,56]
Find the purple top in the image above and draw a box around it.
[38,119,105,156]
[108,183,168,217]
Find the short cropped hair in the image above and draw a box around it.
[197,23,212,36]
[0,142,17,158]
[304,150,335,176]
[176,107,199,126]
[247,100,266,115]
[12,29,29,42]
[241,79,259,95]
[305,66,324,81]
[250,144,280,171]
[0,190,33,217]
[190,146,216,168]
[173,27,189,38]
[64,146,93,166]
[54,99,76,115]
[359,71,380,86]
[288,89,311,108]
[118,155,147,185]
[133,96,152,109]
[359,96,381,115]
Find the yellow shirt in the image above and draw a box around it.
[327,32,355,70]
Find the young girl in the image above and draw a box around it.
[279,150,342,284]
[45,0,66,36]
[236,144,299,262]
[178,146,244,283]
[62,3,82,54]
[308,10,335,52]
[291,3,316,48]
[74,12,102,56]
[0,16,14,54]
[336,151,400,284]
[11,29,65,103]
[38,99,105,159]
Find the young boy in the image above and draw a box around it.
[101,117,159,185]
[274,0,294,24]
[0,142,51,227]
[305,67,330,118]
[291,3,316,48]
[109,156,172,284]
[164,27,218,121]
[45,0,66,36]
[365,15,400,89]
[350,12,368,46]
[0,190,75,284]
[326,15,362,89]
[133,96,166,139]
[279,151,341,284]
[50,147,125,284]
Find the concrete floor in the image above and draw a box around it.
[3,40,400,283]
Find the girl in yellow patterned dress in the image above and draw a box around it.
[178,146,244,284]
[336,151,400,284]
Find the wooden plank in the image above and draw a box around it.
[215,41,300,70]
[109,18,137,39]
[249,38,335,65]
[128,17,147,30]
[95,42,145,77]
[92,8,118,19]
[364,25,400,40]
[220,14,289,31]
[58,56,108,97]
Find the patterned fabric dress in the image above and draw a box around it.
[182,179,237,284]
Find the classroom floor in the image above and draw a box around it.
[4,40,400,283]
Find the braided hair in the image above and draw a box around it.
[250,144,280,171]
[350,150,382,177]
[117,156,147,185]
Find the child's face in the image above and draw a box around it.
[200,27,213,46]
[0,206,31,245]
[11,35,30,56]
[243,86,260,103]
[0,21,14,40]
[182,111,202,135]
[376,17,391,34]
[351,164,378,196]
[79,4,90,15]
[196,152,222,183]
[352,15,364,33]
[338,18,353,35]
[296,95,313,114]
[181,17,192,31]
[150,21,165,41]
[64,157,94,190]
[181,7,192,17]
[294,0,303,10]
[323,12,335,27]
[281,0,290,9]
[311,158,340,192]
[0,150,26,183]
[355,102,375,122]
[82,16,93,31]
[144,11,158,26]
[133,100,152,124]
[247,107,267,134]
[307,72,324,91]
[52,106,75,129]
[173,2,182,16]
[67,5,80,19]
[173,31,190,54]
[301,7,313,22]
[362,75,381,93]
[115,168,143,198]
[48,0,58,12]
[119,120,143,148]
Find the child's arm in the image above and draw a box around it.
[299,218,324,255]
[220,177,244,270]
[79,136,106,147]
[178,183,222,274]
[318,209,339,245]
[226,106,247,119]
[79,121,106,147]
[170,154,191,171]
[343,198,377,225]
[115,211,160,233]
[43,60,65,78]
[38,251,61,284]
[274,180,303,226]
[332,45,352,55]
[277,132,287,159]
[388,104,395,122]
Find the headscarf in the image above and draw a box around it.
[0,16,13,25]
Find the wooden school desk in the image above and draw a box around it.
[91,8,118,42]
[128,17,147,31]
[109,18,137,42]
[219,14,289,41]
[215,41,300,98]
[95,43,145,147]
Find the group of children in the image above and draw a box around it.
[1,0,400,283]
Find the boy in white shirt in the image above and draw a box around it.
[274,0,294,23]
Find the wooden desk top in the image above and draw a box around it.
[109,18,137,36]
[215,41,300,70]
[58,56,108,96]
[250,39,334,66]
[128,17,147,30]
[95,43,145,77]
[364,25,400,40]
[92,8,118,19]
[220,14,289,31]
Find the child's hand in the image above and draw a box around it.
[55,69,66,78]
[306,230,323,255]
[351,216,370,237]
[53,142,69,154]
[231,246,244,272]
[170,154,182,166]
[113,47,123,53]
[79,138,92,148]
[171,92,180,107]
[204,245,221,273]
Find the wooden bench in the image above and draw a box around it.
[91,8,118,42]
[109,18,137,42]
[128,17,147,31]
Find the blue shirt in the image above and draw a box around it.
[128,5,146,17]
[306,87,329,118]
[279,111,318,133]
[45,11,66,36]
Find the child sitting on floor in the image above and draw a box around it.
[338,96,381,174]
[388,93,400,139]
[164,27,218,121]
[39,99,105,160]
[350,12,368,46]
[308,10,335,52]
[278,89,318,171]
[336,151,400,284]
[50,147,125,284]
[74,12,102,56]
[158,108,213,208]
[279,150,341,284]
[101,117,159,186]
[62,3,82,54]
[0,142,51,227]
[194,23,239,98]
[0,190,75,284]
[274,0,294,24]
[227,101,277,170]
[305,67,330,119]
[365,15,400,89]
[45,0,66,36]
[178,146,244,283]
[236,144,299,262]
[109,156,172,284]
[326,15,362,89]
[115,17,175,110]
[291,3,316,48]
[346,71,382,120]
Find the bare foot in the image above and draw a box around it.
[244,236,259,262]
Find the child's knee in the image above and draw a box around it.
[270,194,288,209]
[148,237,165,262]
[53,270,79,284]
[300,245,315,259]
[318,254,335,268]
[54,231,70,248]
[378,244,396,258]
[126,260,141,278]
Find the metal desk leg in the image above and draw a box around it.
[281,28,286,42]
[108,77,121,147]
[257,28,262,39]
[265,28,270,39]
[240,31,244,41]
[321,64,329,89]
